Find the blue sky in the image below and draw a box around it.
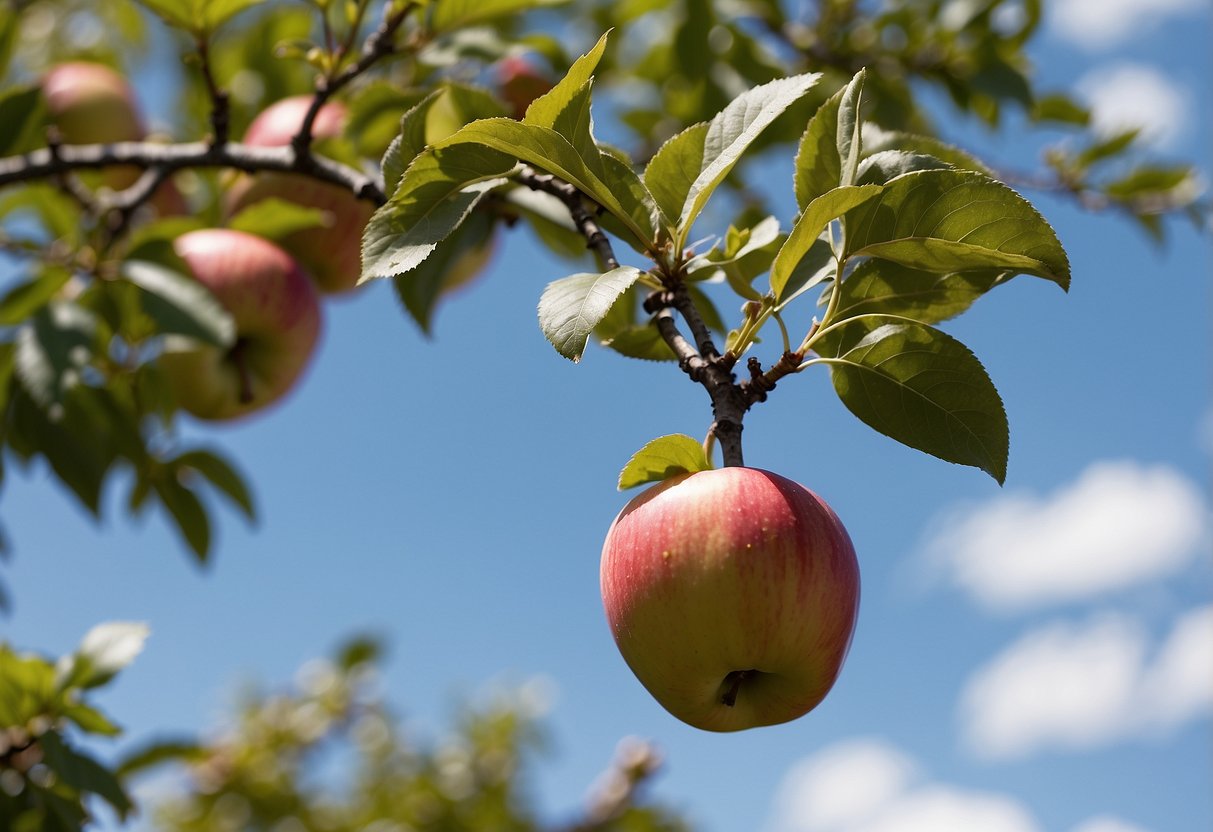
[2,1,1211,831]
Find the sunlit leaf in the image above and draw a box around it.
[618,434,713,490]
[538,267,644,361]
[812,314,1008,482]
[844,170,1070,288]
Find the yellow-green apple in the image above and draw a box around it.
[600,467,860,732]
[224,96,372,295]
[43,61,144,145]
[495,55,553,120]
[160,229,322,421]
[42,61,184,212]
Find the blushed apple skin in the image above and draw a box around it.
[225,96,372,295]
[600,467,860,732]
[161,229,322,421]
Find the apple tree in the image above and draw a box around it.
[0,0,1204,828]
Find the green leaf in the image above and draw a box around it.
[643,122,709,230]
[228,197,330,240]
[393,208,495,333]
[523,31,609,129]
[154,475,211,562]
[837,69,865,188]
[14,303,96,409]
[679,72,822,235]
[844,170,1070,289]
[429,0,568,33]
[202,0,266,31]
[39,732,133,818]
[618,434,713,490]
[121,260,236,348]
[1033,93,1090,126]
[862,127,994,176]
[8,390,111,514]
[770,184,881,301]
[361,142,515,282]
[116,739,205,777]
[381,91,444,195]
[61,703,121,737]
[133,0,195,30]
[434,119,658,251]
[0,267,72,326]
[347,83,429,162]
[0,85,43,156]
[173,449,256,520]
[794,72,862,208]
[538,267,644,361]
[602,322,677,362]
[812,315,1008,482]
[856,150,952,186]
[833,260,1008,324]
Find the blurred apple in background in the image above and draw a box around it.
[42,61,185,213]
[600,466,860,732]
[496,55,553,119]
[224,96,373,295]
[160,228,322,421]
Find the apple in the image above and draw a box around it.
[599,466,860,732]
[496,55,553,120]
[160,229,322,421]
[224,96,372,295]
[42,61,184,212]
[42,61,144,145]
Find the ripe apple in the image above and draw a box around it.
[42,61,184,212]
[160,229,322,421]
[224,96,373,295]
[43,61,144,145]
[496,55,553,120]
[600,467,860,732]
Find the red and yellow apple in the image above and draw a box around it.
[496,55,553,120]
[160,229,322,421]
[600,467,860,732]
[224,96,373,295]
[42,61,184,211]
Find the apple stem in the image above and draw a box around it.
[720,669,753,707]
[230,339,255,404]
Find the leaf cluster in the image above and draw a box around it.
[0,623,147,831]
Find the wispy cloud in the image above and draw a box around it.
[1077,64,1191,149]
[766,738,1151,832]
[923,461,1206,612]
[959,606,1213,759]
[1049,0,1207,50]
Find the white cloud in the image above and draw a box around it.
[924,461,1206,612]
[1049,0,1206,50]
[767,739,1146,832]
[1077,64,1191,149]
[1071,817,1153,832]
[960,607,1213,759]
[772,739,918,831]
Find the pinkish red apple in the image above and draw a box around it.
[600,466,860,731]
[160,229,322,421]
[225,96,373,295]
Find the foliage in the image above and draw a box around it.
[0,0,1205,826]
[0,622,146,830]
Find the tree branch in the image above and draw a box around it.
[294,1,414,158]
[564,738,664,832]
[0,141,387,205]
[516,166,619,270]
